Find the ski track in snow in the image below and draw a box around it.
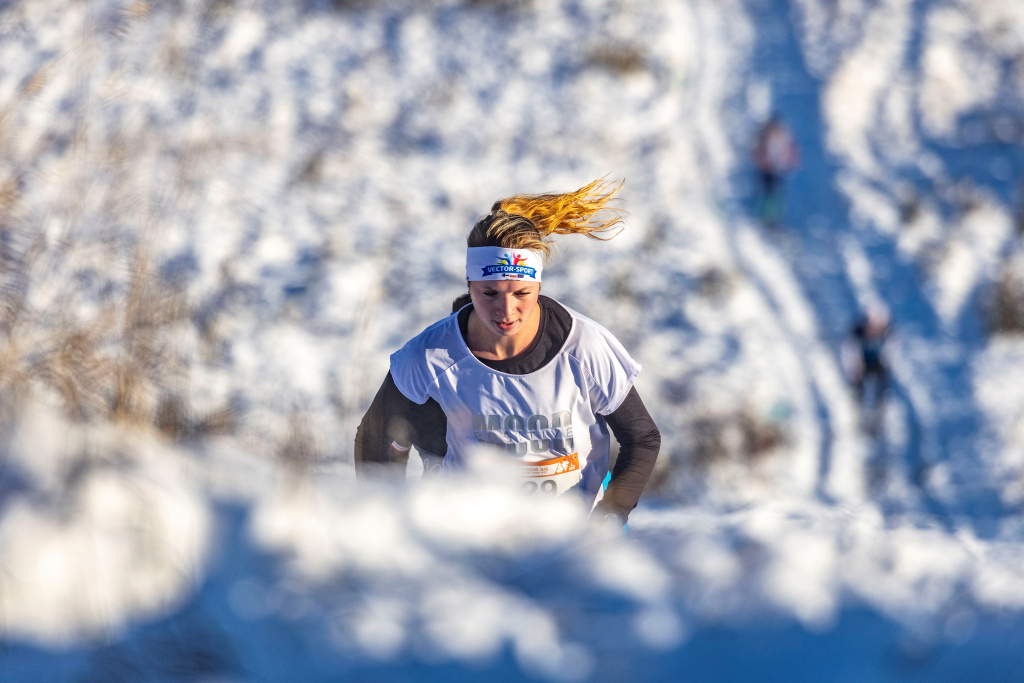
[739,0,928,515]
[742,0,1022,531]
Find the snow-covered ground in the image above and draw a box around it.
[2,0,1024,680]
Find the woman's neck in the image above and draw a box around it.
[466,304,541,361]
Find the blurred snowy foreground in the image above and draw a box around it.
[5,401,1024,682]
[3,0,1024,680]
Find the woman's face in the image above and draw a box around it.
[468,280,541,339]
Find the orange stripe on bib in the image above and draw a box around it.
[519,452,580,478]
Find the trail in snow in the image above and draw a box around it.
[725,0,882,506]
[732,0,1012,527]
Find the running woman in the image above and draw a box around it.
[354,178,661,528]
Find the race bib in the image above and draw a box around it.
[518,452,581,496]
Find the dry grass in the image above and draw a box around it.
[588,44,648,76]
[697,266,737,303]
[277,411,318,474]
[688,407,789,471]
[156,392,238,440]
[990,258,1024,335]
[463,0,534,11]
[0,2,248,442]
[0,220,244,444]
[0,236,186,426]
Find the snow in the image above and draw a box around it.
[2,0,1024,680]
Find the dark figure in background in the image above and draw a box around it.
[843,305,891,433]
[753,115,801,229]
[1016,177,1024,237]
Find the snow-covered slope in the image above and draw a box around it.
[2,0,1024,680]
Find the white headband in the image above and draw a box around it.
[466,247,543,282]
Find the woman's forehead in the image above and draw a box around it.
[470,280,540,292]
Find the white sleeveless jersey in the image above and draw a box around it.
[389,302,641,505]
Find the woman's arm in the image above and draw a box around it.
[354,371,448,478]
[593,386,661,523]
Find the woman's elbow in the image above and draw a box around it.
[644,425,662,453]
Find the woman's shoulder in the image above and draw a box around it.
[393,313,465,362]
[547,299,621,346]
[549,299,640,409]
[544,299,635,370]
[390,313,470,402]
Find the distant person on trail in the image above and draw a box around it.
[753,114,801,229]
[842,305,891,422]
[1015,177,1024,237]
[354,179,661,530]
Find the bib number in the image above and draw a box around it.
[519,453,581,496]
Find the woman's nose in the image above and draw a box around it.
[502,295,516,315]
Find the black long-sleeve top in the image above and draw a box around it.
[354,296,661,521]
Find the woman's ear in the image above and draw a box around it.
[451,290,473,313]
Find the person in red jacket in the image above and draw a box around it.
[753,115,801,229]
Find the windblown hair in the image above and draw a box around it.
[466,177,626,260]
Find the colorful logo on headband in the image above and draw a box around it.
[480,252,537,279]
[497,253,528,267]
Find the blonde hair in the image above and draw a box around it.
[467,177,625,260]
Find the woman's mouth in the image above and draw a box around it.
[495,320,516,331]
